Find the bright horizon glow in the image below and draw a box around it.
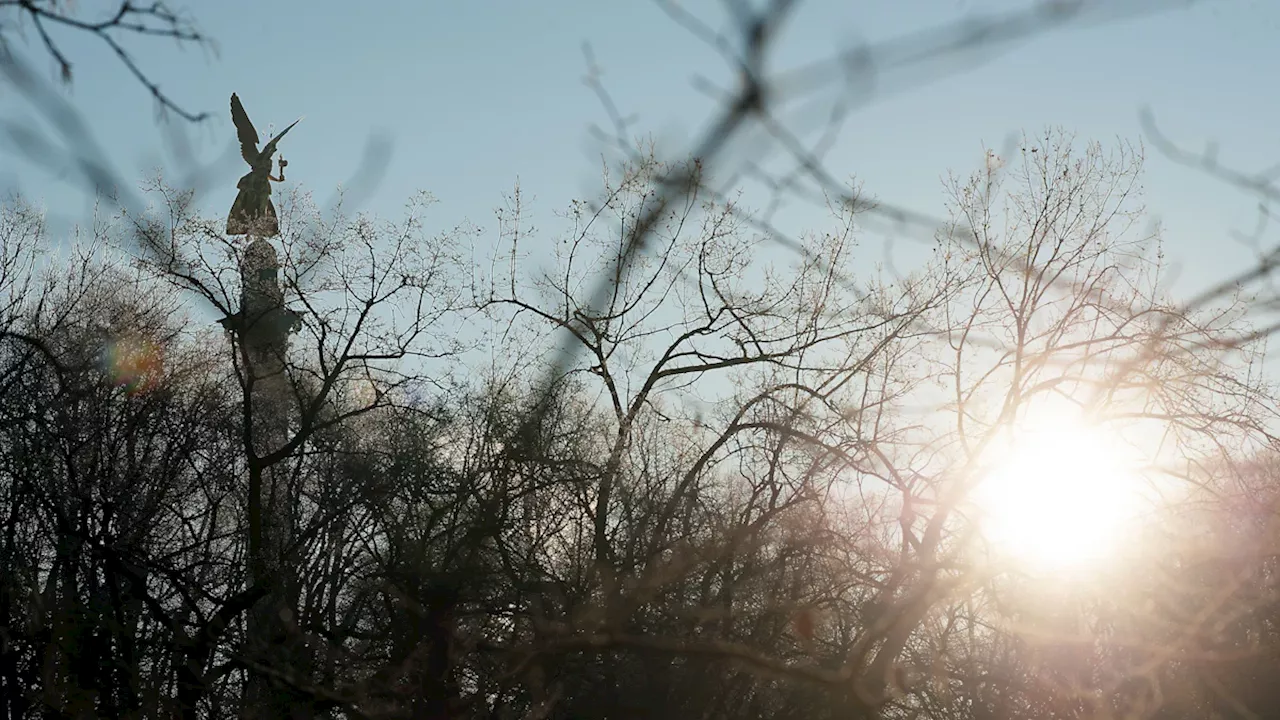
[973,421,1149,571]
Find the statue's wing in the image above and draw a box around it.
[261,116,302,160]
[229,93,260,165]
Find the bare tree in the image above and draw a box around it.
[7,1,1280,718]
[1,0,211,120]
[857,130,1279,719]
[113,181,469,717]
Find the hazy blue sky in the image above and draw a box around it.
[2,0,1276,300]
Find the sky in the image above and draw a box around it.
[1,0,1277,312]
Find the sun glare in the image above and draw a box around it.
[973,421,1148,571]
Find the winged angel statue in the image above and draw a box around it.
[226,93,301,236]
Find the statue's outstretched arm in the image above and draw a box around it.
[269,157,287,183]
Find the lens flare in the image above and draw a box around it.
[98,337,164,394]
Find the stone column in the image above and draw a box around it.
[227,238,311,719]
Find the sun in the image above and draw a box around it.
[972,420,1148,571]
